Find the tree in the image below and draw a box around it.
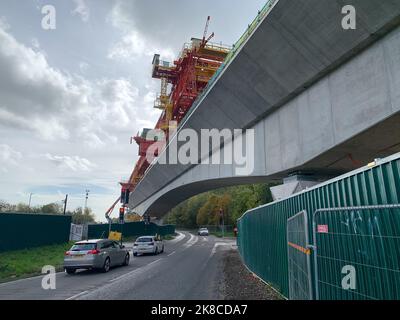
[0,199,14,212]
[15,203,32,213]
[166,182,278,228]
[40,203,62,214]
[71,207,96,224]
[197,193,231,226]
[125,213,142,222]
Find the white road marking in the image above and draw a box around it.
[70,257,165,300]
[183,233,198,248]
[167,251,176,257]
[169,232,185,243]
[66,290,89,300]
[0,272,65,288]
[148,258,162,266]
[209,242,234,259]
[108,258,162,283]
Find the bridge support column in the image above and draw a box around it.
[270,174,326,201]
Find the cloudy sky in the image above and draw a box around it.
[0,0,266,221]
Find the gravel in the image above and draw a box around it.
[220,249,284,300]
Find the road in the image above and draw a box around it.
[0,232,236,300]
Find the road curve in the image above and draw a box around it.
[0,232,236,300]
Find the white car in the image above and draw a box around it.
[198,228,209,236]
[133,236,164,256]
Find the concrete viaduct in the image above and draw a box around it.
[129,0,400,217]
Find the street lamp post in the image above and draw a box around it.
[84,189,90,212]
[28,193,34,209]
[62,194,68,215]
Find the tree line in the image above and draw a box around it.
[164,183,277,228]
[0,199,96,224]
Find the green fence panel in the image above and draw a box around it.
[0,213,71,252]
[238,153,400,299]
[312,205,400,300]
[87,222,175,239]
[157,224,176,236]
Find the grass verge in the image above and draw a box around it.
[122,233,176,243]
[0,242,74,283]
[162,233,177,241]
[210,231,235,238]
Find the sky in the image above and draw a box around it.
[0,0,267,222]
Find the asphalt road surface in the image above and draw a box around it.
[0,232,236,300]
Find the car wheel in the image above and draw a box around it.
[123,253,130,266]
[65,268,75,275]
[133,252,138,257]
[102,257,111,273]
[154,247,158,255]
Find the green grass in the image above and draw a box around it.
[122,234,176,242]
[0,242,74,282]
[210,231,236,238]
[121,236,137,243]
[162,233,177,241]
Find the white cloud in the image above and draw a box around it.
[0,21,156,220]
[44,153,97,172]
[0,24,146,146]
[108,30,175,62]
[0,16,9,30]
[71,0,90,22]
[0,144,22,166]
[79,61,89,73]
[31,38,40,49]
[107,2,175,62]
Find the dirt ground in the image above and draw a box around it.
[221,249,284,300]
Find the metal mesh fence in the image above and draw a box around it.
[287,211,312,300]
[238,153,400,299]
[312,205,400,300]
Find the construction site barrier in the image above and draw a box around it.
[0,213,71,252]
[87,221,175,240]
[238,153,400,300]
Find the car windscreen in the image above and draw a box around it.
[137,237,153,243]
[70,243,96,251]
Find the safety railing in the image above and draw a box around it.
[178,0,278,127]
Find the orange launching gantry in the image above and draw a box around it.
[105,17,231,221]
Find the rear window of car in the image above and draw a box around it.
[70,243,96,251]
[137,237,153,243]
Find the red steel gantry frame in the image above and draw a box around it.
[105,17,231,219]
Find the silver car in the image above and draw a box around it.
[64,239,130,274]
[133,236,164,256]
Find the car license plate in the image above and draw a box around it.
[73,254,84,258]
